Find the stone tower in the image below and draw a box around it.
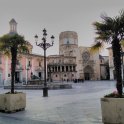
[9,18,17,34]
[59,31,78,56]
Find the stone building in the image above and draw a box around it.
[47,31,109,81]
[99,55,109,80]
[107,47,119,80]
[47,55,76,82]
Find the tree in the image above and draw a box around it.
[91,10,124,97]
[0,34,29,93]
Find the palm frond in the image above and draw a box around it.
[92,10,124,96]
[93,21,113,42]
[4,50,11,57]
[0,34,30,55]
[90,41,104,54]
[18,45,29,53]
[120,39,124,47]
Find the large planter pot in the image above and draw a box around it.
[101,97,124,124]
[0,92,26,113]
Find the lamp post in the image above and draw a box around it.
[121,52,124,86]
[35,28,54,97]
[26,65,31,85]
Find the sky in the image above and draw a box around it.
[0,0,124,56]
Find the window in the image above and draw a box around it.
[67,40,69,44]
[31,72,33,76]
[66,66,68,71]
[62,66,64,72]
[56,75,58,77]
[58,66,60,72]
[28,60,31,67]
[39,62,41,67]
[16,60,20,65]
[39,72,41,78]
[73,66,76,71]
[69,60,72,63]
[64,74,66,77]
[55,67,57,72]
[59,60,61,63]
[82,51,90,62]
[0,56,2,64]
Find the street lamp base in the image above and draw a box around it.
[43,87,48,97]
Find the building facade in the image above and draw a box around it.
[47,55,76,82]
[0,20,109,86]
[107,47,119,80]
[47,31,109,81]
[0,19,45,86]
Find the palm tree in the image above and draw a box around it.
[91,10,124,97]
[0,34,29,93]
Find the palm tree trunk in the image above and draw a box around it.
[112,38,122,96]
[11,47,17,93]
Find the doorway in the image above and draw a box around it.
[84,73,90,80]
[38,72,42,79]
[83,65,94,80]
[15,72,20,83]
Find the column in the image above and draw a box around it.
[64,66,66,72]
[5,56,9,85]
[53,66,55,72]
[60,66,62,72]
[50,66,52,72]
[68,65,70,72]
[25,58,28,85]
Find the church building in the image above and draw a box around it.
[47,31,109,81]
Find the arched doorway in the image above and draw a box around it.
[83,65,94,80]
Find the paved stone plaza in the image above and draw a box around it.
[0,81,116,124]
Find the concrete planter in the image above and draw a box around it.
[0,92,26,113]
[101,97,124,124]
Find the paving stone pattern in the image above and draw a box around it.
[0,81,116,124]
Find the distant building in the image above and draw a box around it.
[99,55,110,80]
[47,31,109,82]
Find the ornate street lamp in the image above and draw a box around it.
[35,28,54,97]
[121,52,124,86]
[25,64,32,85]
